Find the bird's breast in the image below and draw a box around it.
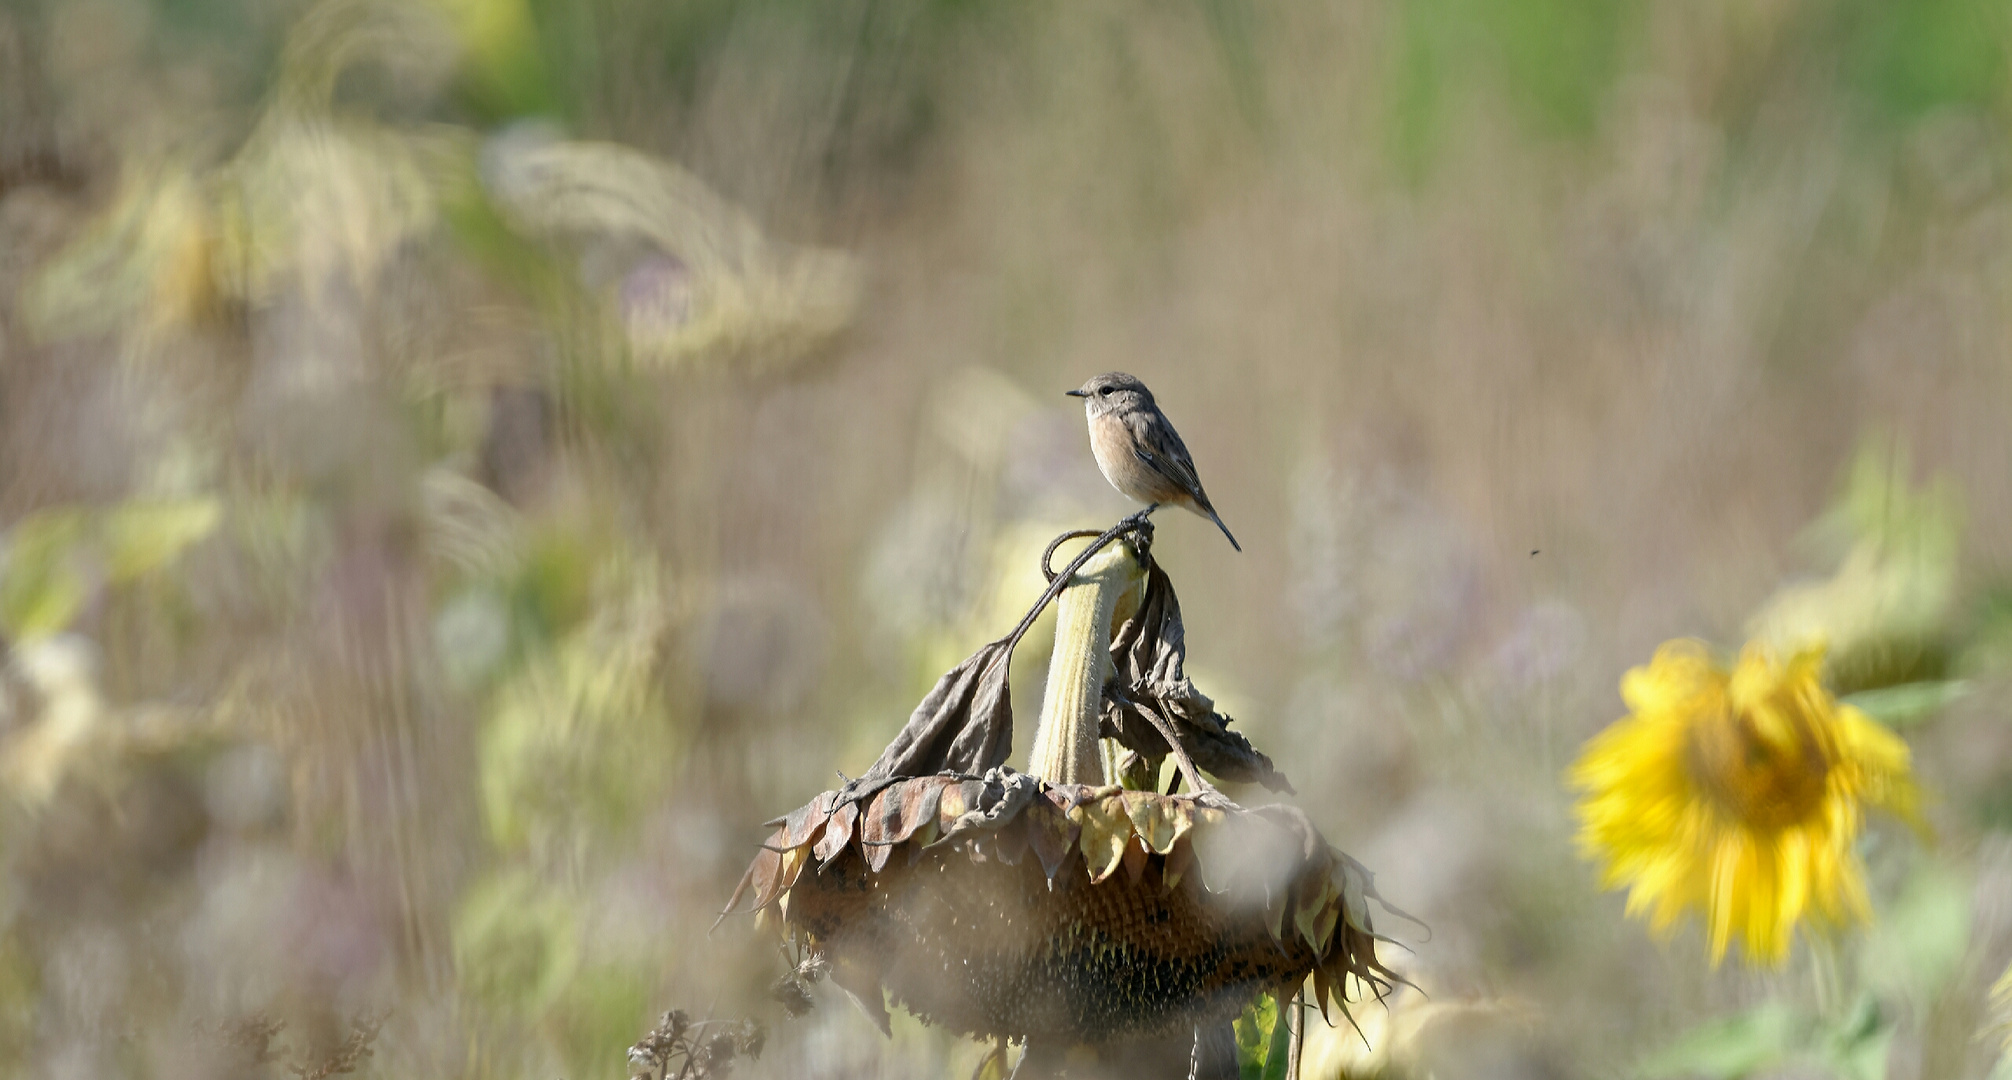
[1087,412,1181,504]
[1086,413,1131,480]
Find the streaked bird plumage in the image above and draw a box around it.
[1067,372,1240,551]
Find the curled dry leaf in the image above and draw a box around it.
[1102,563,1294,793]
[859,540,1283,793]
[722,770,1401,1045]
[861,639,1016,780]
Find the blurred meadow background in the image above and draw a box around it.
[3,0,2012,1077]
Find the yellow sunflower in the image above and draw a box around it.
[1569,640,1920,966]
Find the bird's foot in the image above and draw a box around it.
[1117,505,1157,555]
[1120,503,1160,528]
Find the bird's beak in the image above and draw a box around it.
[1065,389,1088,398]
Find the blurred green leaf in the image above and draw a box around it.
[548,961,654,1080]
[478,559,676,853]
[18,167,219,342]
[1843,0,2009,120]
[1815,996,1892,1080]
[0,933,36,1072]
[2,499,225,641]
[1490,0,1635,138]
[1385,0,1637,176]
[1638,1001,1794,1079]
[451,870,583,1011]
[1860,863,1971,1004]
[439,162,580,307]
[1196,0,1265,126]
[1261,999,1292,1080]
[0,510,92,641]
[1386,1,1446,184]
[1234,993,1291,1080]
[1839,680,1967,729]
[1810,439,1963,568]
[511,526,599,645]
[101,497,221,582]
[1750,436,1963,694]
[434,0,561,121]
[1960,588,2012,676]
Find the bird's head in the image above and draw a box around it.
[1065,371,1154,415]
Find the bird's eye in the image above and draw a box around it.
[1098,387,1114,397]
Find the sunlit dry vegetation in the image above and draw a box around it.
[2,0,2011,1076]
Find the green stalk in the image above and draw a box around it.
[1027,539,1144,785]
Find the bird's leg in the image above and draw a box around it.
[1121,503,1160,528]
[1116,504,1157,560]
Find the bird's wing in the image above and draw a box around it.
[1129,410,1210,503]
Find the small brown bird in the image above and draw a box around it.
[1067,372,1240,551]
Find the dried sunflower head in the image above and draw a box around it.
[726,770,1401,1046]
[725,525,1403,1057]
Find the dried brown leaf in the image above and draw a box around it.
[863,639,1015,780]
[1103,564,1293,793]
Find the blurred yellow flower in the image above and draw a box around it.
[1570,640,1920,966]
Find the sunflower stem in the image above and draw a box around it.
[1027,539,1143,786]
[1808,934,1843,1021]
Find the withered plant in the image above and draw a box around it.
[626,1008,767,1080]
[723,514,1411,1078]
